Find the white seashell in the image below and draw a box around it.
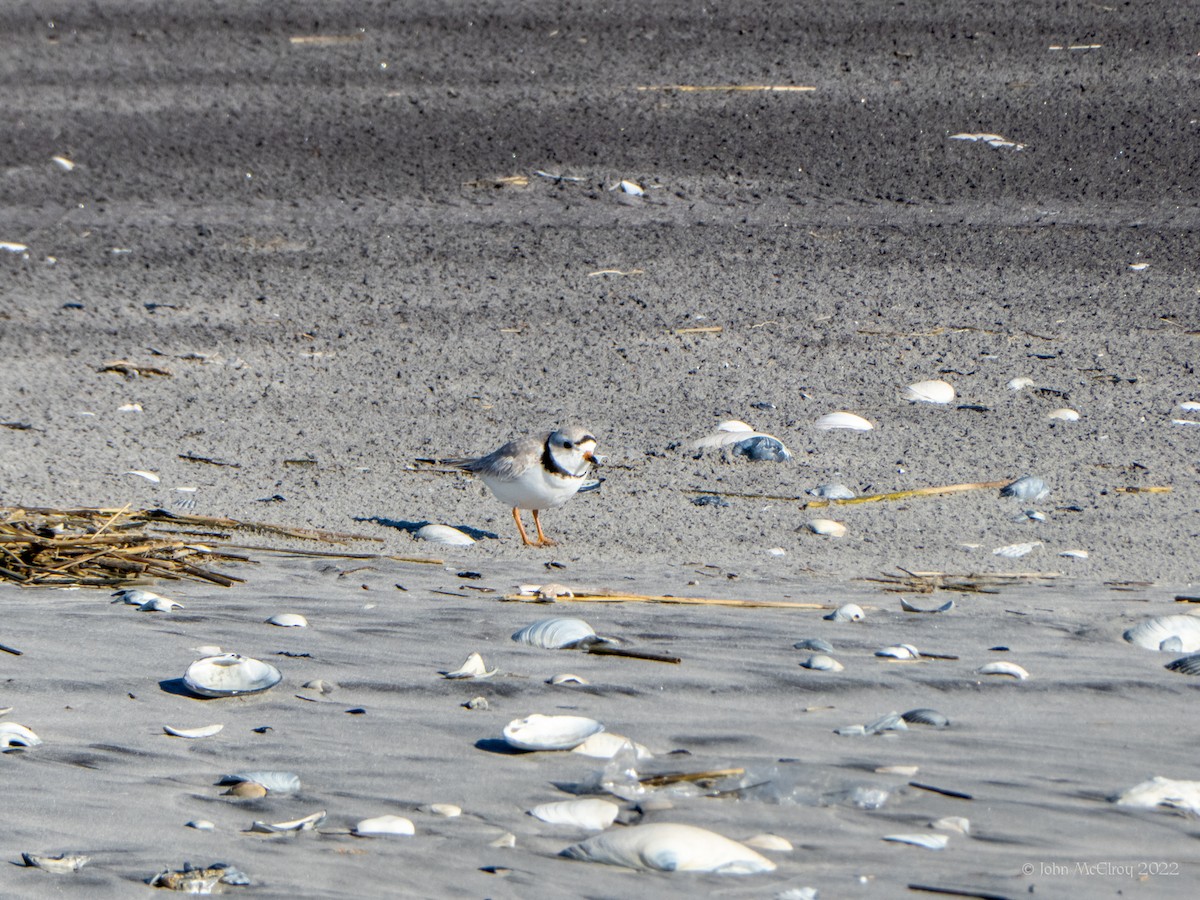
[415,523,475,545]
[118,402,143,412]
[1179,401,1200,412]
[900,597,954,613]
[904,379,955,404]
[51,155,76,171]
[163,723,223,739]
[876,644,920,660]
[1122,615,1200,652]
[490,832,516,848]
[530,799,619,831]
[220,771,301,793]
[124,470,160,483]
[303,679,336,694]
[352,814,415,837]
[183,654,282,698]
[1059,548,1089,559]
[186,820,216,831]
[976,661,1030,680]
[932,816,970,834]
[266,612,308,628]
[992,541,1041,558]
[443,651,496,679]
[0,722,43,749]
[21,852,90,873]
[1047,407,1080,421]
[743,833,793,852]
[902,708,950,727]
[864,711,907,734]
[1007,376,1035,391]
[503,714,604,751]
[1000,475,1049,502]
[949,132,1025,150]
[139,597,183,612]
[249,810,326,833]
[548,672,589,685]
[1171,418,1200,427]
[0,241,29,253]
[814,411,873,432]
[614,179,644,195]
[883,833,949,850]
[824,603,865,622]
[560,822,776,874]
[112,588,170,606]
[571,732,653,760]
[533,582,575,600]
[793,637,834,653]
[805,519,847,537]
[691,422,791,460]
[800,654,844,672]
[427,803,462,817]
[1113,776,1200,814]
[876,764,920,776]
[1128,262,1149,271]
[512,617,602,649]
[191,644,222,656]
[808,483,856,500]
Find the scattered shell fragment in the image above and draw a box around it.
[992,541,1041,558]
[976,661,1029,680]
[530,582,575,600]
[902,708,950,727]
[0,241,29,253]
[1000,475,1049,502]
[1047,407,1081,421]
[352,815,415,837]
[490,832,516,848]
[883,833,949,850]
[464,696,489,710]
[1007,376,1035,391]
[530,799,619,831]
[800,654,844,672]
[266,613,308,627]
[1128,262,1149,271]
[1123,615,1200,652]
[548,672,589,685]
[249,810,326,833]
[118,402,143,412]
[0,722,42,749]
[415,524,475,545]
[613,179,645,195]
[183,654,282,698]
[900,597,954,613]
[690,421,791,461]
[807,483,855,500]
[302,679,336,694]
[743,833,793,852]
[876,644,920,660]
[443,651,497,679]
[512,617,604,650]
[427,803,462,818]
[560,822,776,874]
[149,864,250,892]
[814,411,873,432]
[932,816,970,834]
[805,519,847,538]
[1113,776,1200,815]
[224,782,267,799]
[793,637,834,653]
[503,714,604,751]
[21,852,90,873]
[949,131,1025,150]
[1164,653,1200,676]
[904,379,955,404]
[1059,549,1089,559]
[124,470,161,483]
[876,764,920,776]
[824,603,865,622]
[163,723,223,739]
[139,597,183,612]
[112,588,171,606]
[51,155,76,171]
[571,732,653,760]
[1179,401,1200,412]
[186,820,216,831]
[219,771,301,794]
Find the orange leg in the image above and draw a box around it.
[531,509,557,547]
[511,508,537,546]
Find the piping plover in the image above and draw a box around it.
[448,427,599,547]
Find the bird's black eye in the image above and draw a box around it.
[563,441,574,449]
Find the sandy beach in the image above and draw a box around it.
[2,0,1199,896]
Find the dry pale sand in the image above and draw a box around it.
[2,0,1200,896]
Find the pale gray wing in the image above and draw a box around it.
[451,434,547,481]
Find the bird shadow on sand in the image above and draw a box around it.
[357,516,498,542]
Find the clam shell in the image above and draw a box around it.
[415,523,475,545]
[266,613,308,627]
[976,661,1029,680]
[883,833,949,850]
[530,799,619,831]
[814,411,873,432]
[824,603,865,622]
[807,483,856,500]
[1164,653,1200,675]
[1123,615,1200,652]
[805,518,847,537]
[111,588,169,606]
[0,722,42,749]
[1000,475,1049,502]
[793,637,834,653]
[902,708,950,727]
[800,654,844,672]
[1047,407,1080,421]
[184,654,282,698]
[571,732,653,760]
[1113,776,1200,814]
[900,597,954,613]
[512,617,602,650]
[427,803,461,817]
[865,711,907,734]
[560,822,776,874]
[932,816,970,834]
[992,541,1041,558]
[219,771,301,794]
[503,714,604,751]
[21,853,91,873]
[1007,376,1034,391]
[548,673,589,685]
[249,810,326,833]
[876,644,920,660]
[442,651,496,679]
[904,379,955,404]
[731,434,791,462]
[352,814,415,837]
[743,833,793,852]
[186,820,216,831]
[163,723,223,739]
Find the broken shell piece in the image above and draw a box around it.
[534,582,575,600]
[21,852,90,873]
[464,696,488,710]
[51,155,76,171]
[805,519,847,537]
[932,816,970,834]
[427,803,461,818]
[904,379,955,404]
[490,832,516,848]
[1047,407,1080,421]
[183,654,282,698]
[112,588,171,606]
[793,637,834,653]
[1164,653,1200,676]
[690,421,791,461]
[0,722,42,749]
[219,771,301,794]
[442,651,496,679]
[163,723,223,739]
[814,411,873,432]
[1112,776,1200,814]
[560,822,776,874]
[902,708,950,727]
[571,732,653,760]
[824,603,865,622]
[249,810,326,833]
[352,815,415,837]
[186,820,216,831]
[1059,548,1089,559]
[512,617,604,650]
[992,541,1041,558]
[548,673,589,685]
[883,833,948,850]
[1122,615,1200,652]
[224,782,267,799]
[743,833,793,852]
[808,483,855,500]
[976,661,1029,680]
[530,799,619,831]
[139,597,183,612]
[125,469,160,482]
[613,179,644,195]
[876,644,920,660]
[800,654,844,672]
[1000,475,1049,502]
[266,613,307,627]
[900,597,954,613]
[149,864,249,892]
[502,714,604,751]
[415,523,475,545]
[302,679,336,694]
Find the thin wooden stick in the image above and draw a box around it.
[585,645,681,664]
[502,590,829,610]
[804,480,1009,508]
[637,84,815,92]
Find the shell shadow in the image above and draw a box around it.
[159,678,206,699]
[356,517,498,541]
[474,738,530,756]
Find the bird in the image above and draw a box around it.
[446,427,599,547]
